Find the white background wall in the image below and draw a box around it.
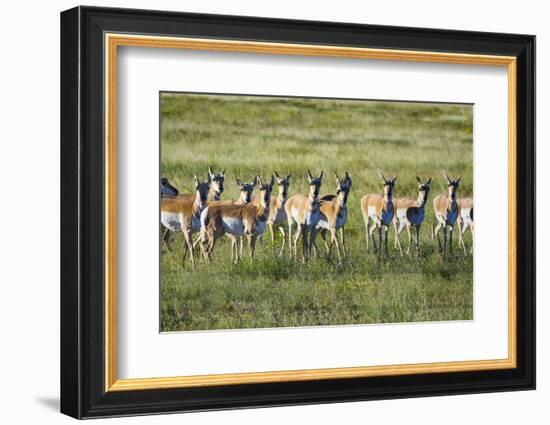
[0,0,545,423]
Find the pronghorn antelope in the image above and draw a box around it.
[457,197,474,254]
[198,177,256,209]
[254,172,291,256]
[207,168,226,201]
[392,177,432,256]
[361,172,397,261]
[160,177,179,198]
[225,177,256,206]
[200,176,274,263]
[178,167,225,201]
[311,172,352,262]
[160,175,210,270]
[208,167,225,201]
[225,177,257,256]
[163,168,225,247]
[431,174,461,259]
[285,170,324,262]
[160,177,180,249]
[204,177,257,257]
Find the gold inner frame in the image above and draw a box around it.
[104,33,517,392]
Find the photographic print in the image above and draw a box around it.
[159,93,474,332]
[61,9,535,417]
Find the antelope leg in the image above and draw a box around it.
[364,215,370,252]
[278,226,286,257]
[288,220,293,258]
[162,228,173,251]
[332,229,342,263]
[370,222,379,253]
[449,226,454,257]
[393,218,403,256]
[182,230,195,271]
[458,219,467,253]
[470,222,475,254]
[293,223,302,260]
[339,227,346,257]
[268,222,275,247]
[247,234,254,258]
[384,226,389,257]
[378,226,382,262]
[434,221,442,252]
[443,225,447,260]
[301,224,308,263]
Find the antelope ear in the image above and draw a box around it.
[269,175,275,187]
[334,172,340,182]
[286,173,291,181]
[274,171,280,179]
[236,178,243,187]
[307,169,313,181]
[456,176,461,184]
[207,173,212,183]
[427,177,432,185]
[221,169,225,176]
[443,172,451,183]
[416,176,421,184]
[392,175,397,183]
[194,175,200,188]
[319,170,324,180]
[256,176,262,186]
[208,167,214,178]
[378,170,386,182]
[345,171,350,179]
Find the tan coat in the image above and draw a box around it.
[457,197,474,220]
[285,194,321,228]
[160,196,204,233]
[200,178,273,261]
[361,194,395,225]
[393,197,426,226]
[433,194,459,226]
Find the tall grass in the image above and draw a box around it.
[160,93,473,332]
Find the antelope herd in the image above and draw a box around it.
[160,168,474,269]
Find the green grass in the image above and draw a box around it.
[160,93,473,332]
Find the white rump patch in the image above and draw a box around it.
[316,213,330,230]
[161,212,182,232]
[396,208,408,222]
[367,206,377,220]
[291,207,299,223]
[222,216,246,236]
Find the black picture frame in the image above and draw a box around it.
[60,5,535,419]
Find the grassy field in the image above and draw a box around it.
[160,93,474,332]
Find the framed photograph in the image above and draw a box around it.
[60,6,535,419]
